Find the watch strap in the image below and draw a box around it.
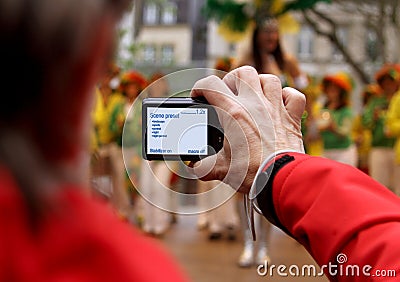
[256,154,295,233]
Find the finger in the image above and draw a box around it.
[191,75,239,125]
[223,66,264,98]
[191,75,236,110]
[191,75,242,131]
[282,87,306,123]
[187,153,223,181]
[258,74,283,106]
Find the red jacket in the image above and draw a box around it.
[0,166,188,282]
[258,153,400,281]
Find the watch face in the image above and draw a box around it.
[251,171,270,200]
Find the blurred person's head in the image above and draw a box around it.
[255,18,280,53]
[322,72,354,109]
[375,64,400,96]
[0,0,130,215]
[120,70,147,101]
[214,57,234,79]
[252,17,284,73]
[99,62,121,97]
[361,84,382,105]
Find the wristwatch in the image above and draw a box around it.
[245,150,297,241]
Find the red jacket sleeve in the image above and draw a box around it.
[0,166,189,282]
[258,153,400,280]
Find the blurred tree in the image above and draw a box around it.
[301,0,400,83]
[203,0,400,84]
[202,0,330,33]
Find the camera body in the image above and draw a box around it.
[142,97,223,161]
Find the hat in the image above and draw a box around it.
[375,64,400,85]
[120,70,147,91]
[362,84,382,97]
[361,83,382,104]
[258,16,279,31]
[214,57,234,72]
[322,72,354,92]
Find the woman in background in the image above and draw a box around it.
[318,72,357,166]
[353,84,381,174]
[110,70,147,222]
[386,64,400,196]
[234,16,308,268]
[236,17,308,90]
[365,64,400,194]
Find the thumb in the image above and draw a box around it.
[282,87,306,124]
[187,153,224,182]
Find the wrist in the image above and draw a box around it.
[245,150,300,240]
[274,136,305,156]
[249,150,298,203]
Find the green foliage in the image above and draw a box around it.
[202,0,252,32]
[202,0,332,32]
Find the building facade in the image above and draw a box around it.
[126,1,398,111]
[128,0,207,74]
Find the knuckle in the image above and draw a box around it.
[193,75,220,90]
[233,65,256,73]
[229,104,244,120]
[226,65,258,81]
[238,65,258,75]
[259,73,281,84]
[285,87,306,103]
[253,99,268,112]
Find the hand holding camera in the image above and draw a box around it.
[141,66,305,193]
[189,66,305,193]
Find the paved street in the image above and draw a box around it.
[157,213,329,282]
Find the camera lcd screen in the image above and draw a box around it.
[146,107,208,156]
